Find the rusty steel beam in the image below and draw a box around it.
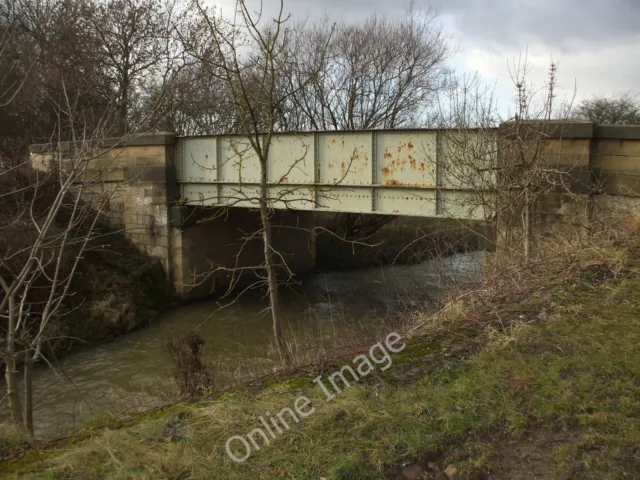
[175,129,496,220]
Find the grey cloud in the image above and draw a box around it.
[434,0,640,51]
[223,0,640,98]
[260,0,640,50]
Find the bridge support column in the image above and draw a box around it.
[170,207,316,299]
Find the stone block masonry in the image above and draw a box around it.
[493,122,640,249]
[31,133,178,288]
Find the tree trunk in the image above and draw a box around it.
[5,357,23,426]
[24,354,34,436]
[119,75,129,135]
[5,294,23,426]
[523,190,532,257]
[259,158,292,367]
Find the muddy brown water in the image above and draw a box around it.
[4,252,482,438]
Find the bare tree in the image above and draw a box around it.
[281,7,451,131]
[1,0,192,161]
[160,6,451,136]
[180,0,336,366]
[0,0,172,429]
[84,0,183,133]
[0,0,115,160]
[434,55,581,257]
[142,62,238,135]
[0,102,126,435]
[574,93,640,125]
[0,10,26,110]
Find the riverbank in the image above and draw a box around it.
[3,219,639,478]
[56,224,174,352]
[0,171,174,360]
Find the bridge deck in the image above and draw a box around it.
[176,129,495,220]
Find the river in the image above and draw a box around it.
[9,252,483,438]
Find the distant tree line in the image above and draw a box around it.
[2,0,638,162]
[0,0,454,161]
[574,94,640,125]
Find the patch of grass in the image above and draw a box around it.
[81,412,121,431]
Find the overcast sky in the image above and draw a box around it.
[216,0,640,114]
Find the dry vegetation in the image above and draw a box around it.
[167,332,217,398]
[413,213,640,337]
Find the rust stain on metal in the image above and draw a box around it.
[280,176,288,183]
[341,161,346,176]
[341,137,345,148]
[205,154,209,160]
[378,136,429,186]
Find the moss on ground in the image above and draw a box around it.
[3,237,640,479]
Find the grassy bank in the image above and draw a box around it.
[3,223,640,479]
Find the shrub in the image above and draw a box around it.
[167,331,217,397]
